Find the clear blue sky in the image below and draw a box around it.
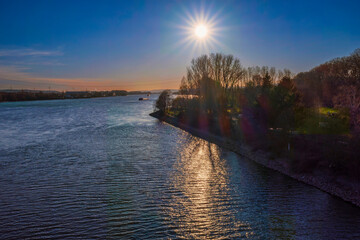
[0,0,359,90]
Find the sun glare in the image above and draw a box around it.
[175,7,223,53]
[195,24,208,39]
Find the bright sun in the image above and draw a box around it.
[177,7,222,52]
[195,24,208,39]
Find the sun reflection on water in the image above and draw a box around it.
[164,134,254,239]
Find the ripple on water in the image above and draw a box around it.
[1,96,360,239]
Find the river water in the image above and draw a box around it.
[0,95,359,239]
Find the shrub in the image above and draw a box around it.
[155,90,171,114]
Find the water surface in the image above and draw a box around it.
[0,95,360,239]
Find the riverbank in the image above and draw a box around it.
[0,90,151,102]
[150,111,360,207]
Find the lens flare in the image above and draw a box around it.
[173,6,224,54]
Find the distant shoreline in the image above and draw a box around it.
[0,90,152,103]
[150,111,360,207]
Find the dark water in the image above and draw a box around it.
[0,95,359,239]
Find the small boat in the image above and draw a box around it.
[139,97,149,101]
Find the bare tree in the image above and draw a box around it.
[181,53,245,94]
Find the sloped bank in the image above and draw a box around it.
[150,111,360,207]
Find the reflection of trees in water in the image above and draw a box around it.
[164,136,253,239]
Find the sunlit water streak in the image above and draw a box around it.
[0,95,360,239]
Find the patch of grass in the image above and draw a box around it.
[319,107,338,115]
[297,109,350,135]
[166,110,180,117]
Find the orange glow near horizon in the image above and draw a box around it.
[15,79,180,92]
[0,66,180,91]
[0,78,180,92]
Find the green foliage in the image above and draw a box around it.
[262,72,272,88]
[171,96,187,113]
[155,90,171,113]
[268,77,302,130]
[199,77,222,114]
[297,108,349,135]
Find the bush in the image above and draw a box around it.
[155,90,171,114]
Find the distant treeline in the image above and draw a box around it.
[0,90,151,102]
[155,50,360,180]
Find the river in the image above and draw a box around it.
[0,95,359,239]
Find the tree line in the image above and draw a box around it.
[0,90,151,102]
[294,49,360,132]
[155,50,360,179]
[157,50,360,134]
